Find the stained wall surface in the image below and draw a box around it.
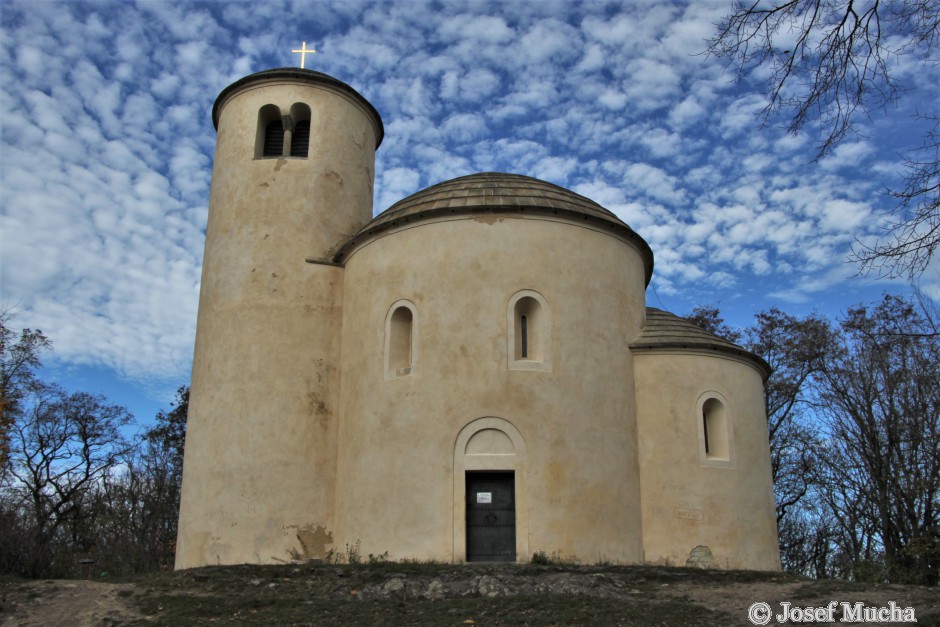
[334,215,648,563]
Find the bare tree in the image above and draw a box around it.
[816,294,940,584]
[855,118,940,277]
[0,316,191,576]
[708,0,940,278]
[683,304,743,343]
[102,386,187,572]
[4,385,134,577]
[744,308,834,527]
[777,502,839,577]
[0,310,51,467]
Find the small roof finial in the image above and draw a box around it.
[292,41,316,69]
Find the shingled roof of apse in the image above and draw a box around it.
[334,173,654,283]
[632,308,771,379]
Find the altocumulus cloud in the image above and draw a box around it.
[1,0,936,407]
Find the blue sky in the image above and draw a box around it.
[1,0,938,423]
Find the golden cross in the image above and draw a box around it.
[292,41,316,69]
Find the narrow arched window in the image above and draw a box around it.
[256,104,283,159]
[389,307,412,370]
[385,301,417,378]
[514,298,540,361]
[702,397,730,461]
[256,103,312,159]
[289,103,311,158]
[508,290,550,371]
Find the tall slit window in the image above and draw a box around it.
[520,315,529,358]
[385,301,417,378]
[508,290,550,371]
[703,408,710,455]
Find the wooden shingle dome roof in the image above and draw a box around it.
[334,172,653,283]
[631,308,771,379]
[373,172,622,225]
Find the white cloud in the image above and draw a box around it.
[377,167,422,213]
[917,260,940,301]
[598,90,628,111]
[575,43,605,72]
[571,180,626,208]
[668,95,708,129]
[820,141,875,171]
[660,4,726,61]
[0,0,929,415]
[719,94,767,138]
[378,77,439,117]
[437,14,514,44]
[532,156,578,182]
[15,45,43,75]
[517,18,581,68]
[774,133,807,153]
[768,265,860,303]
[442,113,488,142]
[581,5,677,56]
[150,72,181,100]
[818,199,871,231]
[441,68,501,103]
[638,127,683,159]
[623,59,681,112]
[623,163,685,205]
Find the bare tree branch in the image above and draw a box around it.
[708,0,940,278]
[852,117,940,278]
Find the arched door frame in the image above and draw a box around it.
[453,417,529,562]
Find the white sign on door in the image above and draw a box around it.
[477,492,492,504]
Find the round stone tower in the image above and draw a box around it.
[175,69,383,569]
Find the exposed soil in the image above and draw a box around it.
[1,563,937,626]
[1,579,141,626]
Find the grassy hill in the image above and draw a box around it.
[2,562,937,625]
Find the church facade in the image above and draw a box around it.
[175,68,780,571]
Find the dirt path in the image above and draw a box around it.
[1,579,141,627]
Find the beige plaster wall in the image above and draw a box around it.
[333,215,648,563]
[633,350,781,571]
[176,77,378,569]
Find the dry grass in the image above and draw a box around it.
[2,562,937,626]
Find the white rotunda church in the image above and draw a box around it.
[175,68,780,571]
